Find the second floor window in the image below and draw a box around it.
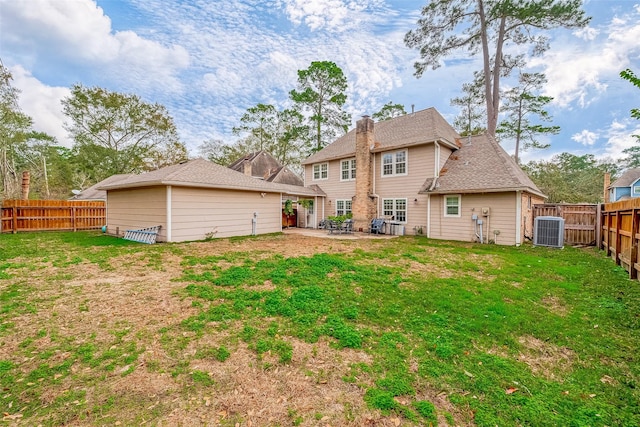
[313,163,328,180]
[341,159,356,181]
[382,150,407,176]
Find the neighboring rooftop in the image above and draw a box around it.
[420,133,546,198]
[610,168,640,188]
[302,107,461,165]
[228,151,304,186]
[70,174,133,200]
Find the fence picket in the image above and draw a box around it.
[0,199,105,233]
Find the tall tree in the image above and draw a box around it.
[405,0,589,136]
[231,104,311,168]
[290,61,350,151]
[523,153,619,203]
[496,72,559,163]
[620,69,640,169]
[451,73,486,136]
[0,63,55,199]
[62,84,186,182]
[372,102,406,121]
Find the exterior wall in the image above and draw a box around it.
[613,187,631,201]
[170,187,281,241]
[106,187,168,241]
[305,161,356,219]
[429,192,518,245]
[304,143,444,234]
[521,192,546,242]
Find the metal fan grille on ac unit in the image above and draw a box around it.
[533,216,564,248]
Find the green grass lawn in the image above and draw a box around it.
[0,231,638,426]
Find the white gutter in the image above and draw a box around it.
[515,190,522,246]
[166,185,172,242]
[434,141,440,177]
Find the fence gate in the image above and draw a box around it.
[532,204,598,246]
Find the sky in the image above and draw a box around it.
[1,0,639,164]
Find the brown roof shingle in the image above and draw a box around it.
[610,168,640,188]
[420,133,546,198]
[302,107,460,165]
[99,159,320,197]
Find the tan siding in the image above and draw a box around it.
[171,187,281,241]
[106,187,167,241]
[428,192,518,245]
[306,160,356,217]
[374,145,435,234]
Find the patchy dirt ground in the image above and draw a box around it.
[1,232,471,426]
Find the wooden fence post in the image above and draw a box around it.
[71,206,76,232]
[614,211,621,266]
[12,206,17,234]
[596,204,602,250]
[632,208,639,280]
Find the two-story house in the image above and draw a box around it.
[301,108,546,245]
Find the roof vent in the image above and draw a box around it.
[533,216,564,248]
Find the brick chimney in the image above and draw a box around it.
[352,116,376,230]
[603,172,610,203]
[242,159,252,177]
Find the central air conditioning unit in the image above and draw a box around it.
[533,216,565,248]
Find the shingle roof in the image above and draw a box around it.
[302,107,460,165]
[99,158,321,197]
[70,174,133,200]
[610,168,640,188]
[420,133,546,198]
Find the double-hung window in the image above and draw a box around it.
[313,163,328,180]
[382,198,407,222]
[336,199,352,217]
[444,195,461,217]
[382,150,407,176]
[341,159,356,181]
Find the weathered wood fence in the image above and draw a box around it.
[533,204,598,246]
[0,199,106,233]
[601,198,640,280]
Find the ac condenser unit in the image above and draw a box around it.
[533,216,564,248]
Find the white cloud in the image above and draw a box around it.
[0,0,189,91]
[10,66,72,146]
[282,0,385,32]
[573,26,599,41]
[603,119,640,160]
[532,6,640,108]
[572,129,599,146]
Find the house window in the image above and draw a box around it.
[313,163,328,180]
[382,198,407,222]
[634,185,640,195]
[382,150,407,176]
[336,199,352,216]
[444,195,461,217]
[341,159,356,181]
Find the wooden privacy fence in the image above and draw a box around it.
[533,204,598,246]
[0,199,106,233]
[601,198,640,280]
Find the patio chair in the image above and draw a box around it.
[368,218,385,234]
[326,220,340,234]
[341,219,354,234]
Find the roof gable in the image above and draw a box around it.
[420,133,546,197]
[302,107,460,165]
[610,168,640,188]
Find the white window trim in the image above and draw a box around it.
[340,158,356,182]
[335,199,352,217]
[381,150,408,177]
[382,198,408,223]
[312,162,328,181]
[443,194,461,218]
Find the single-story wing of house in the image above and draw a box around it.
[99,158,324,242]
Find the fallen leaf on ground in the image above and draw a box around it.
[506,387,518,394]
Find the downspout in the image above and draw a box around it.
[166,185,172,242]
[515,191,522,246]
[427,195,431,237]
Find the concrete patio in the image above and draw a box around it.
[283,227,399,240]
